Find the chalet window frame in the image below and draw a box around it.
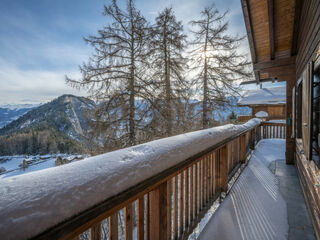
[295,78,303,139]
[310,58,320,168]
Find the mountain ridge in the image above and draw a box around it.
[0,95,96,155]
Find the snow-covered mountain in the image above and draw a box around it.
[0,95,97,155]
[0,94,251,156]
[0,104,39,128]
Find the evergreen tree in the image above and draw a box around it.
[149,8,188,136]
[66,0,151,147]
[189,5,251,129]
[228,110,237,122]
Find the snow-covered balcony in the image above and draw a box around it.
[0,119,315,240]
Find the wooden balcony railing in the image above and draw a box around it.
[0,119,287,240]
[258,122,286,139]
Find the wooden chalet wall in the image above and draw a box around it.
[252,105,285,119]
[295,0,320,78]
[294,0,320,238]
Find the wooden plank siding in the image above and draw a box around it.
[274,0,295,58]
[296,140,320,240]
[249,0,271,62]
[296,0,320,77]
[252,105,286,119]
[295,1,320,237]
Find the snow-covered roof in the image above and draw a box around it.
[0,119,261,240]
[255,111,268,118]
[238,86,286,106]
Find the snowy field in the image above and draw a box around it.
[0,154,89,179]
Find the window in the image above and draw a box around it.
[311,60,320,167]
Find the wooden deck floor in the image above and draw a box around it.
[198,139,316,240]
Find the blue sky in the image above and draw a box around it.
[0,0,281,104]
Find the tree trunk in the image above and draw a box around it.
[129,12,136,146]
[164,22,172,136]
[203,22,209,129]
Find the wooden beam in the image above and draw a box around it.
[254,70,260,84]
[241,0,257,63]
[268,0,275,60]
[291,0,303,56]
[254,57,296,71]
[240,80,258,85]
[240,78,278,85]
[259,64,296,81]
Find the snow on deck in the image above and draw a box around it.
[198,139,288,240]
[266,119,286,124]
[238,86,286,106]
[0,119,261,240]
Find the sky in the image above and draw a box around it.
[0,0,283,105]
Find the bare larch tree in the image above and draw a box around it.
[66,0,150,147]
[189,5,251,129]
[150,8,187,136]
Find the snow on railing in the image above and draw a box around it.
[0,119,261,240]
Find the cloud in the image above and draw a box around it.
[0,59,87,104]
[0,0,250,104]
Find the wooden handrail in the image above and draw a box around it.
[29,123,260,240]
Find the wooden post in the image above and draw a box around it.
[219,145,228,193]
[109,213,118,240]
[240,135,247,164]
[90,222,101,240]
[173,176,178,239]
[124,204,133,240]
[149,182,168,240]
[137,197,144,240]
[184,169,189,229]
[194,163,198,216]
[167,180,172,240]
[251,128,256,149]
[179,173,184,237]
[190,165,194,222]
[286,75,295,164]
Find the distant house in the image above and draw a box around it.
[237,86,286,121]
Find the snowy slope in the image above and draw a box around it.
[0,119,260,240]
[0,154,89,179]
